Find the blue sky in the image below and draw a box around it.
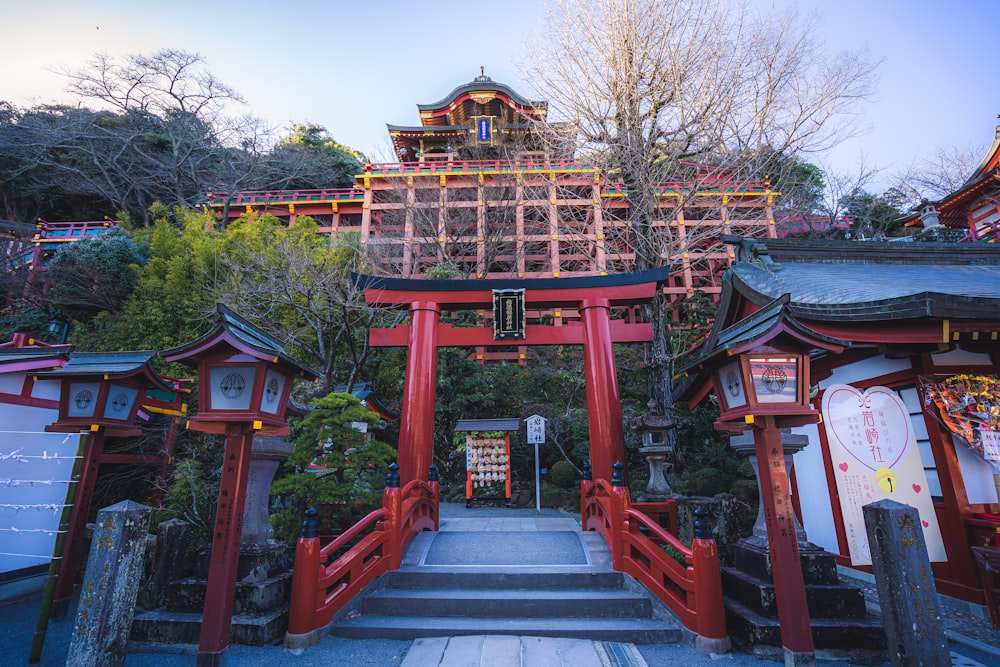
[2,0,998,191]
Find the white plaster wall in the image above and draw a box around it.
[954,434,1000,504]
[0,401,58,433]
[819,355,911,389]
[929,346,994,367]
[0,432,82,575]
[0,373,24,396]
[30,378,62,402]
[792,422,839,554]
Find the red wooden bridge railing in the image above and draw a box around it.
[581,462,727,647]
[285,463,439,647]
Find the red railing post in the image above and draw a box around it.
[610,461,630,570]
[428,464,440,531]
[384,463,403,569]
[580,461,592,526]
[691,506,730,652]
[287,507,321,637]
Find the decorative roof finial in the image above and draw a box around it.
[474,66,492,83]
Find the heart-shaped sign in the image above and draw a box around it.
[839,462,849,472]
[912,484,921,494]
[823,384,912,473]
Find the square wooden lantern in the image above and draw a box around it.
[714,347,812,425]
[162,304,319,435]
[36,351,174,437]
[681,295,847,432]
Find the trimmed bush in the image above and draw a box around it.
[550,460,579,489]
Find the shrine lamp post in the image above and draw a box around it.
[36,352,175,620]
[682,297,845,667]
[162,305,319,667]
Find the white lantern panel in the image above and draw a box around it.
[749,356,799,404]
[67,381,101,418]
[719,361,746,409]
[260,368,287,415]
[209,366,256,411]
[103,384,139,420]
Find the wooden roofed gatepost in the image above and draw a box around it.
[27,350,186,660]
[162,304,319,667]
[680,295,848,666]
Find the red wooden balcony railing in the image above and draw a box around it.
[205,188,364,207]
[581,462,727,645]
[285,464,439,647]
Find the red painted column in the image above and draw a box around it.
[755,416,815,661]
[580,298,626,483]
[51,430,105,618]
[197,425,254,667]
[152,418,180,509]
[286,508,320,637]
[396,301,440,485]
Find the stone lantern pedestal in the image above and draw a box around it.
[722,430,886,660]
[243,436,295,544]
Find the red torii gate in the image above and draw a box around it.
[353,269,668,485]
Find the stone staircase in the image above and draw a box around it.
[326,531,683,643]
[722,539,886,660]
[130,543,292,646]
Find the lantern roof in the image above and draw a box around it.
[161,304,320,382]
[34,350,173,391]
[692,294,847,369]
[677,295,849,408]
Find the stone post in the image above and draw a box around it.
[66,500,151,667]
[242,436,295,544]
[863,500,949,667]
[730,428,809,544]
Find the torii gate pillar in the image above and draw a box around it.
[397,301,440,483]
[580,298,627,483]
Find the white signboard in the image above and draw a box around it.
[525,415,546,444]
[982,430,1000,462]
[822,384,945,565]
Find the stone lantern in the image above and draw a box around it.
[637,400,676,501]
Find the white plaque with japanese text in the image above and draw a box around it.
[822,384,945,565]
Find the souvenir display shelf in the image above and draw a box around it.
[465,432,511,506]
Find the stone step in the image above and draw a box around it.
[385,568,627,590]
[363,587,652,619]
[722,567,868,619]
[730,540,840,586]
[164,572,292,614]
[328,614,682,644]
[724,596,887,654]
[130,607,288,646]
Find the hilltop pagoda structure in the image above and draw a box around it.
[207,73,779,362]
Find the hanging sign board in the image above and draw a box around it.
[493,289,526,340]
[822,384,945,565]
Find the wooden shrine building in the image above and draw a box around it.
[682,235,1000,607]
[205,74,778,343]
